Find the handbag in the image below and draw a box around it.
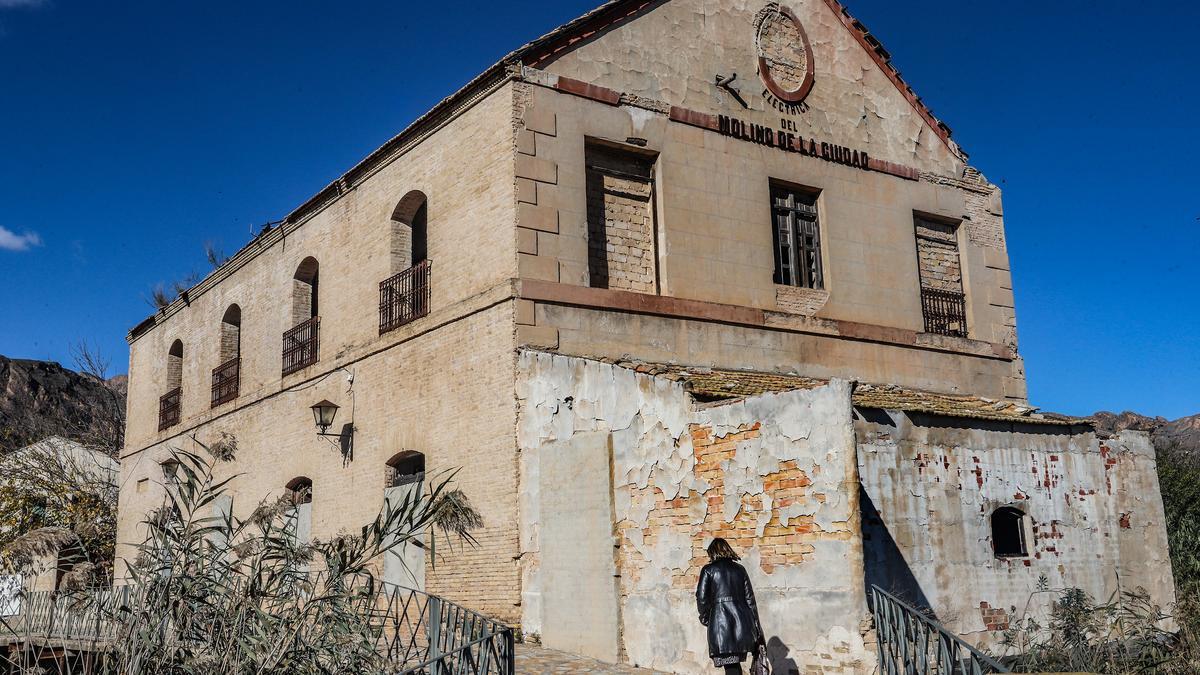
[750,642,771,675]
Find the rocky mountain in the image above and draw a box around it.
[1092,410,1200,454]
[0,356,126,455]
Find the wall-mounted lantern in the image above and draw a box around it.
[311,399,341,436]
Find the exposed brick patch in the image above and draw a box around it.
[978,602,1010,632]
[775,285,829,317]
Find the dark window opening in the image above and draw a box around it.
[286,477,313,505]
[992,507,1028,558]
[771,184,823,289]
[386,451,426,488]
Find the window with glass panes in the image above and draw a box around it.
[771,185,823,289]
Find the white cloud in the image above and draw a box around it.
[0,226,42,252]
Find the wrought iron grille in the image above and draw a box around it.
[158,387,181,431]
[282,316,320,376]
[920,287,968,338]
[390,469,425,489]
[871,586,1009,675]
[211,357,240,407]
[380,260,431,334]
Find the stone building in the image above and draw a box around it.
[116,0,1176,672]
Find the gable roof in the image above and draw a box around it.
[515,0,959,155]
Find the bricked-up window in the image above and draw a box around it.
[166,340,183,391]
[585,143,658,293]
[771,183,823,289]
[291,257,319,326]
[390,190,428,274]
[386,451,425,489]
[914,215,967,337]
[992,506,1028,558]
[219,305,241,363]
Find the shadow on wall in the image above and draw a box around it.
[766,636,799,675]
[859,484,938,620]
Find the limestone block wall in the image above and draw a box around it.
[517,351,872,674]
[119,301,523,621]
[124,81,518,454]
[511,79,1027,401]
[856,414,1177,649]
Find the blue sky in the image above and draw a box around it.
[0,1,1196,419]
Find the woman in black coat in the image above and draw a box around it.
[696,538,763,674]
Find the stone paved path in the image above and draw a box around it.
[515,644,668,673]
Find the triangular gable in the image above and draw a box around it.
[514,0,965,168]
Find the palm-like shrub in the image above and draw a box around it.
[105,435,479,674]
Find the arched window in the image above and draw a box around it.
[219,305,241,362]
[991,507,1028,558]
[160,459,181,484]
[167,340,184,391]
[390,190,428,273]
[386,451,426,488]
[213,305,242,406]
[286,477,313,505]
[292,257,320,326]
[160,340,184,430]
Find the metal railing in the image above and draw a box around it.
[920,287,968,338]
[158,387,181,431]
[370,583,514,674]
[390,470,426,489]
[283,316,320,375]
[380,260,431,334]
[211,357,240,407]
[0,583,514,675]
[870,586,1009,675]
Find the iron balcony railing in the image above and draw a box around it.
[211,357,240,408]
[158,387,181,431]
[0,583,514,675]
[282,316,320,376]
[920,287,968,338]
[380,260,431,334]
[870,586,1009,675]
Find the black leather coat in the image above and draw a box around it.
[696,558,762,657]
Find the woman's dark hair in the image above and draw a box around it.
[707,537,740,561]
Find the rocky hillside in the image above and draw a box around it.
[0,356,126,455]
[1092,410,1200,454]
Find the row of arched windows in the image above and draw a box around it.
[157,191,430,431]
[282,451,425,507]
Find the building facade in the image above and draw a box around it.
[117,1,1175,672]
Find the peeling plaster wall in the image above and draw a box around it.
[518,351,872,673]
[856,412,1177,648]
